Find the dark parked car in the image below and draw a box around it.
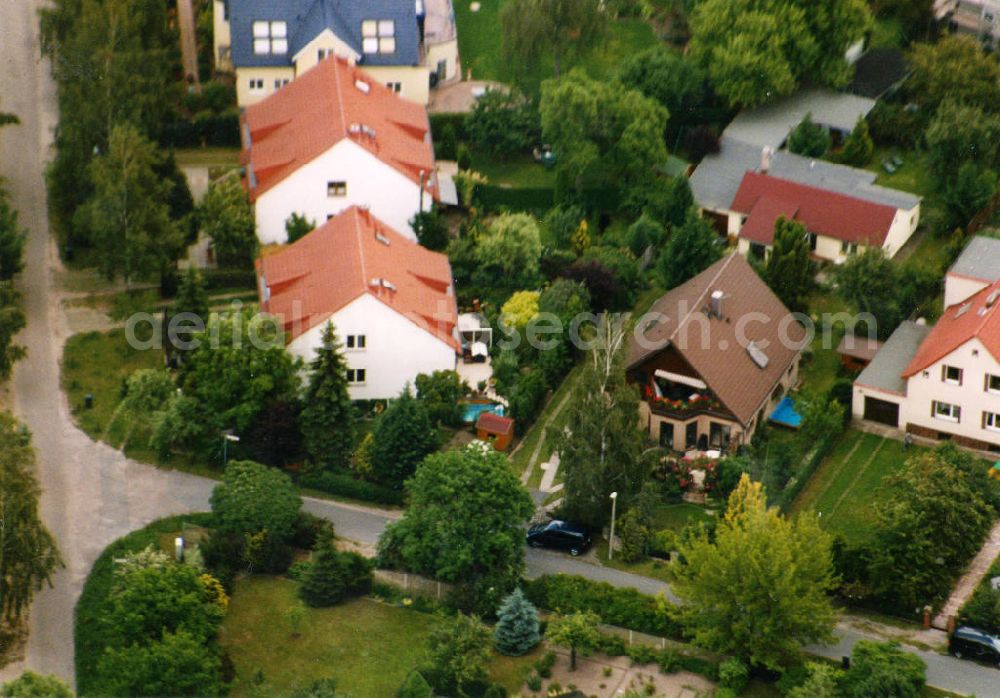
[526,520,592,556]
[949,626,1000,668]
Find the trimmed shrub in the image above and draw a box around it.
[298,469,406,506]
[718,657,749,691]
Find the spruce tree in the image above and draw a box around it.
[839,116,874,167]
[300,323,356,469]
[398,671,433,698]
[299,530,346,607]
[657,208,723,291]
[368,386,436,487]
[493,588,541,656]
[762,217,813,314]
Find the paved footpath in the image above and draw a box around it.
[934,520,1000,630]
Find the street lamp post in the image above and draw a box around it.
[222,431,240,466]
[608,491,619,561]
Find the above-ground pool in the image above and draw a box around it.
[461,401,505,423]
[769,396,802,428]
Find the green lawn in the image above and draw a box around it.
[651,502,717,532]
[869,148,935,200]
[173,147,240,168]
[62,328,165,441]
[510,363,584,485]
[791,430,920,543]
[454,0,658,87]
[220,576,538,697]
[470,152,556,189]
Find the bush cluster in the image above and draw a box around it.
[298,468,406,506]
[523,575,682,638]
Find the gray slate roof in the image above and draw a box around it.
[723,87,876,150]
[948,236,1000,283]
[690,136,921,214]
[228,0,420,69]
[855,322,932,395]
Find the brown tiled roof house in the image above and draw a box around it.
[626,253,808,453]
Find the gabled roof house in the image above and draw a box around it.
[257,206,459,400]
[853,236,1000,452]
[241,55,437,245]
[214,0,460,105]
[627,253,808,453]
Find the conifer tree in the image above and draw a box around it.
[839,116,874,167]
[762,217,813,314]
[493,588,541,656]
[657,208,722,290]
[299,529,371,607]
[398,671,433,698]
[174,267,209,323]
[300,323,356,469]
[369,386,436,487]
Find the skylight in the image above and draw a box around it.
[747,341,770,369]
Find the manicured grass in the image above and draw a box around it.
[869,148,936,200]
[76,514,215,697]
[651,502,717,533]
[173,147,240,168]
[220,576,538,696]
[510,363,584,485]
[62,328,165,441]
[791,430,921,543]
[470,152,556,189]
[454,0,658,87]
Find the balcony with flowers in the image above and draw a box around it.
[643,371,727,419]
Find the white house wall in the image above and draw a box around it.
[882,205,920,259]
[253,139,429,245]
[900,337,1000,446]
[213,0,232,71]
[286,293,457,400]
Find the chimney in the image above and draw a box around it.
[710,290,724,318]
[760,146,773,174]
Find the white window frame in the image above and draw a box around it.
[327,181,347,197]
[933,400,961,423]
[248,78,265,94]
[273,78,290,89]
[988,374,1000,395]
[984,411,1000,432]
[346,368,367,385]
[386,81,402,93]
[252,20,288,55]
[942,365,963,386]
[345,334,366,350]
[361,18,395,54]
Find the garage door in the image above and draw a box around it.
[864,397,899,427]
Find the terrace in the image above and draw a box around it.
[643,372,727,420]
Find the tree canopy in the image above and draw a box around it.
[198,174,258,268]
[657,208,722,291]
[210,460,302,540]
[368,386,437,487]
[540,70,669,208]
[0,414,62,621]
[787,113,830,158]
[616,47,706,131]
[500,0,604,81]
[474,213,543,290]
[689,0,871,108]
[672,475,837,670]
[559,315,646,529]
[908,36,1000,114]
[378,444,534,615]
[761,217,812,314]
[299,323,355,469]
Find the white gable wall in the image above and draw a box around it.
[253,139,429,245]
[293,29,361,74]
[900,337,1000,447]
[286,293,457,400]
[945,274,992,309]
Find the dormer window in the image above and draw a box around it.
[362,19,396,54]
[253,21,288,55]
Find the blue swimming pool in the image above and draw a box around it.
[462,401,505,423]
[769,397,803,428]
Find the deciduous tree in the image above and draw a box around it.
[199,173,258,268]
[908,36,1000,113]
[210,460,302,540]
[833,248,902,340]
[415,370,468,428]
[617,47,705,130]
[672,475,837,670]
[96,629,225,697]
[299,323,355,469]
[501,0,605,79]
[0,190,26,280]
[75,123,180,285]
[377,444,534,615]
[285,212,315,244]
[843,641,926,698]
[465,90,540,158]
[474,213,543,290]
[0,672,73,698]
[547,611,601,670]
[0,414,62,622]
[559,315,647,529]
[423,613,492,696]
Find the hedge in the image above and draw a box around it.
[299,468,405,507]
[776,432,838,512]
[523,574,683,639]
[477,185,555,212]
[201,268,258,291]
[161,111,241,149]
[429,112,467,142]
[75,513,215,697]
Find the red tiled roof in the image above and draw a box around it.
[902,279,1000,377]
[476,412,514,435]
[241,56,437,201]
[256,206,459,351]
[731,172,897,246]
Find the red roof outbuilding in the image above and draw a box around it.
[256,206,459,352]
[241,56,437,202]
[731,172,898,247]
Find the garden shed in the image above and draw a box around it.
[475,412,515,451]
